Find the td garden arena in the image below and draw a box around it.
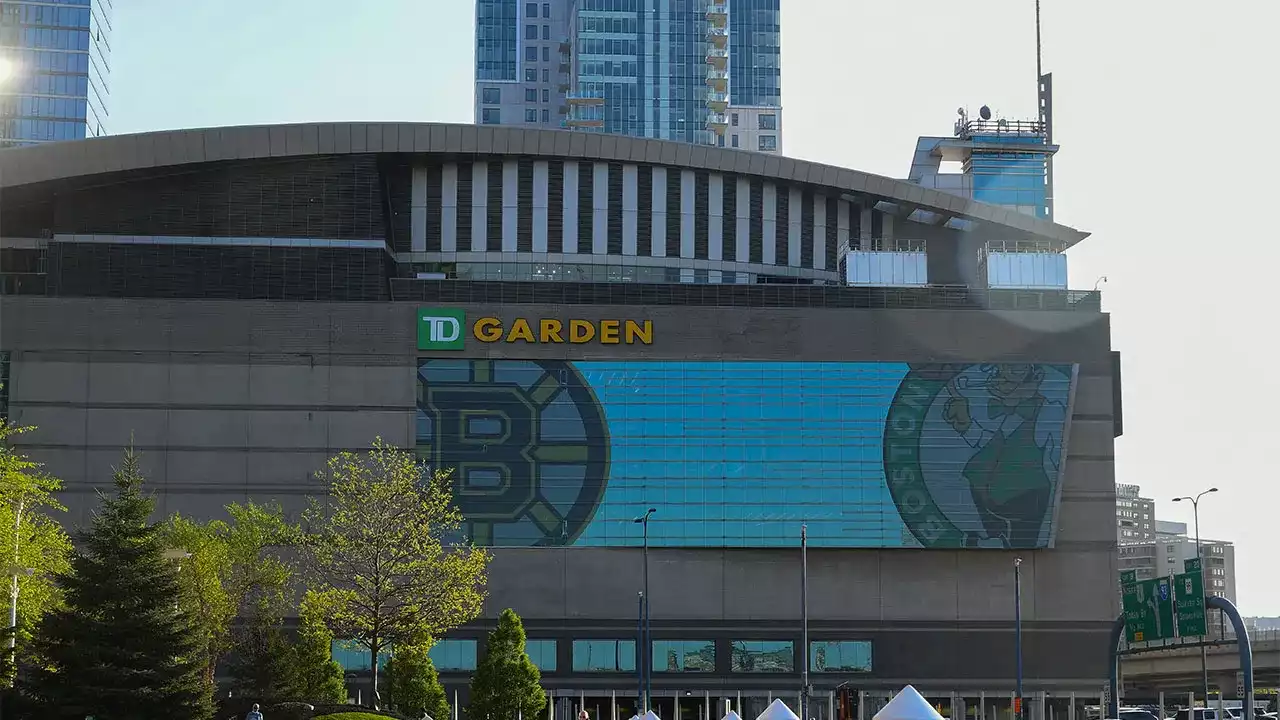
[0,123,1121,716]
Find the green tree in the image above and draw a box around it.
[0,421,72,680]
[161,501,296,684]
[23,447,213,720]
[224,597,294,699]
[468,609,547,720]
[386,638,450,720]
[278,590,347,703]
[300,438,489,706]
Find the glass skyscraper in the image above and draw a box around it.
[0,0,112,147]
[475,0,782,150]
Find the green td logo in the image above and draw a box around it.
[417,308,466,351]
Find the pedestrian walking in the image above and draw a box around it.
[246,703,264,720]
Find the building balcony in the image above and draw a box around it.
[566,92,605,106]
[705,70,728,93]
[565,118,604,128]
[705,2,728,26]
[705,92,728,113]
[705,113,728,134]
[706,27,728,48]
[706,49,728,70]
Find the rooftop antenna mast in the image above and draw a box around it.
[1035,0,1055,220]
[1035,0,1043,115]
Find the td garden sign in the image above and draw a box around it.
[417,308,654,350]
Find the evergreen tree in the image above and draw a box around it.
[226,599,294,699]
[23,447,213,720]
[468,609,546,720]
[386,638,449,720]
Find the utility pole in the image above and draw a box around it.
[1014,557,1024,720]
[634,508,656,714]
[801,524,809,720]
[1174,488,1218,710]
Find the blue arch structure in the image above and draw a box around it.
[1108,595,1254,720]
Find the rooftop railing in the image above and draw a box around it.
[390,278,1103,311]
[955,118,1047,140]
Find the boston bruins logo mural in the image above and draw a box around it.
[416,359,611,547]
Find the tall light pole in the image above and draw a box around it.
[1174,488,1218,710]
[800,524,810,720]
[634,508,656,714]
[1014,557,1024,720]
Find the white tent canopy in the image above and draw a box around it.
[756,699,800,720]
[723,711,743,720]
[642,711,662,720]
[873,686,944,720]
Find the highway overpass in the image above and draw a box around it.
[1120,630,1280,696]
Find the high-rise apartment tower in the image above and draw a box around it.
[475,0,782,153]
[0,0,112,147]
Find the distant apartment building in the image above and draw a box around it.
[1117,524,1236,604]
[0,0,113,146]
[474,0,782,153]
[1116,482,1156,543]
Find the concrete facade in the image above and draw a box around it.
[0,295,1120,692]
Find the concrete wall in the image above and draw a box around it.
[0,296,1120,687]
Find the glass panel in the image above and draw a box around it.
[417,360,1076,550]
[809,641,872,673]
[652,640,714,672]
[527,639,558,671]
[731,640,794,672]
[572,639,637,672]
[331,639,391,671]
[429,639,478,671]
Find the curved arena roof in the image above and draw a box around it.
[0,122,1088,247]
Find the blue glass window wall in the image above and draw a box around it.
[652,640,714,672]
[416,360,1076,550]
[731,641,794,672]
[572,639,636,672]
[810,641,871,673]
[331,638,477,672]
[526,639,558,671]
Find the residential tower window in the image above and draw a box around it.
[572,640,636,672]
[481,87,501,105]
[525,46,538,62]
[525,109,537,122]
[731,641,794,673]
[481,108,501,125]
[758,135,777,151]
[525,88,538,102]
[810,641,871,673]
[542,2,551,17]
[653,640,714,672]
[759,113,777,130]
[526,2,538,17]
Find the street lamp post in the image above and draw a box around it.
[1014,557,1024,720]
[801,524,809,720]
[634,508,656,714]
[1173,488,1218,711]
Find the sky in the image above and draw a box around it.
[106,0,1280,613]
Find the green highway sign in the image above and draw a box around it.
[1121,575,1174,643]
[1175,558,1207,638]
